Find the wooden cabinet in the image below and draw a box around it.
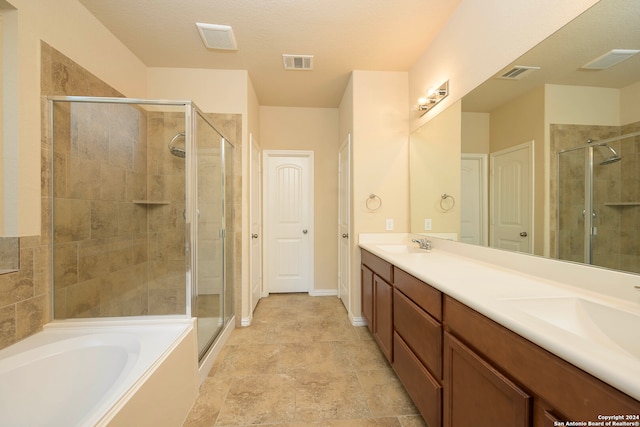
[361,250,394,362]
[374,274,393,361]
[360,250,640,427]
[392,267,443,427]
[361,264,374,332]
[443,331,531,427]
[444,295,640,427]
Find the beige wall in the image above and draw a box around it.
[6,0,147,236]
[621,81,640,125]
[408,0,598,133]
[259,106,339,292]
[461,112,490,154]
[490,85,545,255]
[349,70,409,318]
[410,101,461,234]
[546,84,620,126]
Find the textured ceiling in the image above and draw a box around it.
[463,0,640,113]
[79,0,461,108]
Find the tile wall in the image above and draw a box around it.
[551,121,640,274]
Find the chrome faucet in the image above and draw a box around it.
[411,238,432,251]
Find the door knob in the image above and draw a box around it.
[303,229,308,234]
[251,233,258,239]
[342,233,349,238]
[519,232,528,237]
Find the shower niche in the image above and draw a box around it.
[48,97,234,359]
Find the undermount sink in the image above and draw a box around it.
[502,296,640,358]
[375,244,426,254]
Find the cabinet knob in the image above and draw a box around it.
[519,232,528,237]
[303,229,308,234]
[342,233,349,238]
[251,233,258,239]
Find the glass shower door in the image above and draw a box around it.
[194,111,225,358]
[557,148,588,264]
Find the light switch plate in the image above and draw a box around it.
[386,219,394,231]
[424,218,432,230]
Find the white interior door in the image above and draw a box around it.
[249,135,262,313]
[338,136,351,311]
[461,154,488,246]
[264,151,314,294]
[490,141,534,253]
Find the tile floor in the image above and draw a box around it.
[182,293,427,427]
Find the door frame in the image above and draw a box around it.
[262,150,315,295]
[490,141,534,253]
[461,153,488,246]
[338,135,351,312]
[248,134,262,323]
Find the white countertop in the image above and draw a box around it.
[359,233,640,401]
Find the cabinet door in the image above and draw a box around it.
[373,274,393,362]
[361,264,374,332]
[443,332,531,427]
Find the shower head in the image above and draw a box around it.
[169,132,186,158]
[587,139,622,165]
[599,143,622,165]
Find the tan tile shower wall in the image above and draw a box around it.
[551,122,640,274]
[146,112,187,315]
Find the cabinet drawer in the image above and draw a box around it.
[394,267,442,320]
[393,332,442,427]
[394,288,442,379]
[361,250,393,283]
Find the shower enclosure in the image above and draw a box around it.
[557,130,640,274]
[48,96,234,359]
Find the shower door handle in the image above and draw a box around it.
[519,232,528,237]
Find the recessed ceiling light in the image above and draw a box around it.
[195,23,237,51]
[580,49,640,70]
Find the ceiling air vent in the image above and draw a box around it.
[497,65,540,80]
[581,49,640,70]
[283,54,314,70]
[196,23,237,51]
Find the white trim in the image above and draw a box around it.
[349,315,367,327]
[240,316,252,327]
[262,150,315,294]
[197,316,235,385]
[249,134,263,314]
[338,135,351,315]
[309,289,338,297]
[461,153,488,246]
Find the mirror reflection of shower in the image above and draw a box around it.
[169,131,186,158]
[587,139,622,165]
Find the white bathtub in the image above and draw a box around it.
[0,318,198,427]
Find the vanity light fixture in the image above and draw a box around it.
[416,80,449,116]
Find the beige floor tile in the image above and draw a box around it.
[293,371,371,422]
[182,294,427,427]
[357,369,419,417]
[215,374,297,426]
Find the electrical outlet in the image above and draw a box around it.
[385,219,394,231]
[424,218,432,231]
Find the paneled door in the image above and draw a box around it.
[249,135,262,315]
[264,151,314,293]
[490,141,533,253]
[338,136,351,311]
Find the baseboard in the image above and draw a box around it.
[349,314,366,327]
[308,289,338,297]
[240,316,252,327]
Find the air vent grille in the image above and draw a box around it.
[196,23,237,51]
[497,66,540,80]
[283,54,314,70]
[581,49,640,70]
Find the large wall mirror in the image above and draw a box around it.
[410,0,640,276]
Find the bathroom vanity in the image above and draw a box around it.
[360,235,640,427]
